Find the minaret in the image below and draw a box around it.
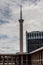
[19,5,24,52]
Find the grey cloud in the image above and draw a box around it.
[9,0,40,7]
[0,34,9,39]
[0,19,9,25]
[0,0,40,25]
[2,4,12,19]
[9,0,21,7]
[21,0,40,5]
[21,0,40,3]
[12,36,19,41]
[8,36,19,43]
[0,3,12,25]
[10,0,40,6]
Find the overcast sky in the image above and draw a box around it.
[0,0,43,53]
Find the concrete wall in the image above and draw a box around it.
[31,50,43,65]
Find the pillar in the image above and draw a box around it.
[7,56,8,65]
[3,56,4,65]
[21,55,23,65]
[26,55,28,65]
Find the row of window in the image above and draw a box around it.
[27,32,43,39]
[0,56,16,63]
[0,55,30,65]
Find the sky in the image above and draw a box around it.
[0,0,43,53]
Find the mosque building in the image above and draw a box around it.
[0,5,43,65]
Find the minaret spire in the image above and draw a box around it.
[19,5,24,52]
[20,5,22,19]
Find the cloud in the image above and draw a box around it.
[22,0,40,3]
[9,0,40,7]
[2,4,12,19]
[0,0,40,25]
[12,36,19,41]
[15,0,40,6]
[0,19,9,25]
[0,34,8,39]
[0,2,12,25]
[0,35,19,53]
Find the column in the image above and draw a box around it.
[26,55,28,65]
[21,55,23,65]
[7,56,8,65]
[41,51,42,65]
[31,33,32,39]
[41,32,42,38]
[28,34,30,39]
[14,56,16,65]
[16,56,17,65]
[11,56,13,65]
[3,56,4,65]
[13,56,16,65]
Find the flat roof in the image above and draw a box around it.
[0,52,29,55]
[0,47,43,55]
[29,47,43,54]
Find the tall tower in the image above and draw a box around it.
[19,5,24,52]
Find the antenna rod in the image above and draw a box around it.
[20,5,22,19]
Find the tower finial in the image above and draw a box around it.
[20,5,22,19]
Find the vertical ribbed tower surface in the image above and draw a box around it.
[19,5,24,53]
